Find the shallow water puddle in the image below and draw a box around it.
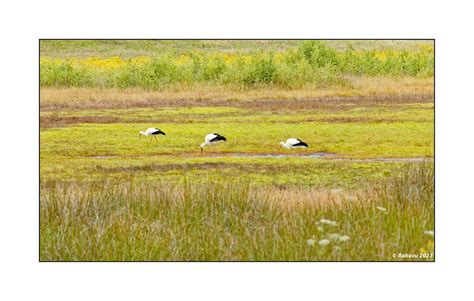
[87,153,432,162]
[333,157,432,163]
[210,152,335,159]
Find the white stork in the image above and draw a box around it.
[279,138,309,149]
[139,128,166,142]
[200,133,227,152]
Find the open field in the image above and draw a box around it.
[40,40,434,261]
[40,40,434,58]
[40,100,433,184]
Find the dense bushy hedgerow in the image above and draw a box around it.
[40,41,434,90]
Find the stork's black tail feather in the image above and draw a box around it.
[152,130,166,135]
[294,140,308,147]
[211,134,227,142]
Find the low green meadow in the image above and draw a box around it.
[41,104,433,184]
[40,40,434,58]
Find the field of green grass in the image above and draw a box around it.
[40,40,434,58]
[40,40,434,261]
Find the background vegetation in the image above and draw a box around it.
[40,40,433,57]
[40,40,434,90]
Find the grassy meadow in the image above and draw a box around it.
[40,40,434,261]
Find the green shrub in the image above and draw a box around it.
[40,41,434,90]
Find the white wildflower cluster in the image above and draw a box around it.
[306,218,350,248]
[318,239,330,246]
[318,219,337,227]
[328,233,350,242]
[314,234,351,247]
[339,235,350,242]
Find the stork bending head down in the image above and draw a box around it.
[279,138,309,149]
[200,133,227,152]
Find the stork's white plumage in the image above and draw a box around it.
[280,138,309,149]
[200,133,227,152]
[139,128,166,142]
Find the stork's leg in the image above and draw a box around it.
[153,135,158,143]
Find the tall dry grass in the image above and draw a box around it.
[40,76,434,111]
[40,162,434,261]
